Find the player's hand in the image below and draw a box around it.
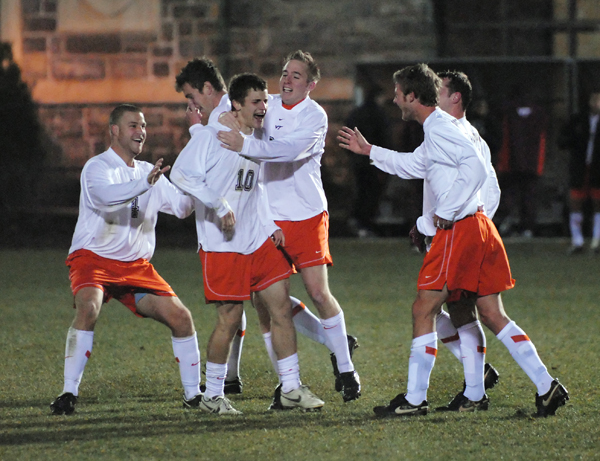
[221,210,236,233]
[433,214,453,231]
[147,158,170,185]
[218,112,242,131]
[409,224,427,253]
[271,229,285,247]
[185,103,203,126]
[217,130,244,152]
[337,126,372,156]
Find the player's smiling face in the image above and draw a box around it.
[234,89,268,133]
[279,59,316,106]
[113,111,146,158]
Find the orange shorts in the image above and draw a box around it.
[199,238,292,303]
[417,212,515,296]
[276,212,333,270]
[66,249,176,316]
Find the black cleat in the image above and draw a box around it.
[484,363,500,390]
[200,377,243,395]
[340,370,361,402]
[50,392,78,415]
[224,377,243,395]
[535,379,569,417]
[436,392,489,412]
[373,393,428,417]
[268,384,286,411]
[182,393,203,409]
[331,335,360,392]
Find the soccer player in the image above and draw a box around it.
[217,50,361,403]
[338,64,569,417]
[171,73,324,413]
[175,57,358,399]
[50,104,201,415]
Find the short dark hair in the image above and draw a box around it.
[438,70,473,111]
[283,50,321,83]
[393,63,441,107]
[229,73,268,107]
[109,104,142,126]
[175,57,227,93]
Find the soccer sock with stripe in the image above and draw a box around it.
[458,321,486,401]
[226,311,246,381]
[262,331,281,382]
[320,310,354,374]
[63,327,94,396]
[278,353,301,393]
[290,296,329,348]
[204,362,227,399]
[436,310,463,362]
[569,211,584,247]
[497,321,553,395]
[406,332,437,406]
[172,332,201,400]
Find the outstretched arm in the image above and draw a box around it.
[337,126,372,156]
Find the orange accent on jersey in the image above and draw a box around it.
[425,346,438,357]
[511,334,530,343]
[441,333,460,343]
[477,346,486,353]
[237,329,246,337]
[282,98,305,110]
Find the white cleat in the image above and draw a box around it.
[280,385,324,411]
[198,395,242,415]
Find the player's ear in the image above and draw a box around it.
[308,80,317,92]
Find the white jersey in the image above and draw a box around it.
[370,108,487,236]
[239,94,328,221]
[69,148,194,261]
[457,117,501,219]
[171,123,276,254]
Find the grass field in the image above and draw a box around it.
[1,238,599,460]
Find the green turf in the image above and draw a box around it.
[1,239,598,460]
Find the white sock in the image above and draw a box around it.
[172,332,201,400]
[278,353,301,393]
[320,311,354,374]
[63,327,94,396]
[226,311,246,380]
[570,212,584,247]
[457,321,486,401]
[593,212,600,241]
[497,321,553,395]
[406,332,437,406]
[436,310,462,362]
[262,331,280,382]
[204,362,227,399]
[291,296,329,348]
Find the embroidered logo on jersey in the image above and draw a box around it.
[269,136,275,141]
[275,125,283,130]
[131,197,139,218]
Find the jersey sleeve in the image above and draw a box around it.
[171,128,232,218]
[239,109,327,163]
[155,175,195,219]
[84,160,152,212]
[369,144,427,179]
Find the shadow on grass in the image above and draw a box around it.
[0,399,542,447]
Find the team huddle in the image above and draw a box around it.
[50,51,569,419]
